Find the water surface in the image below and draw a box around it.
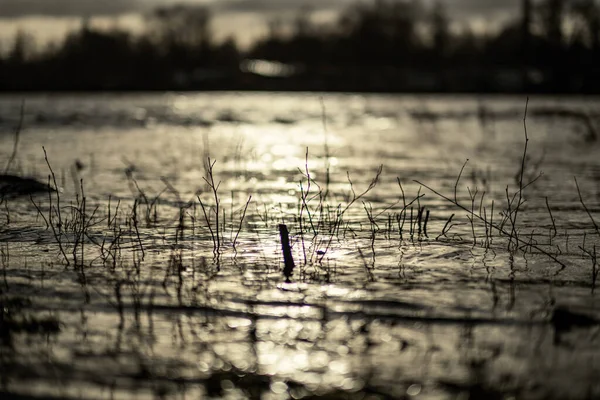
[1,92,599,399]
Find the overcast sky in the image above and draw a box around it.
[0,0,521,17]
[0,0,521,49]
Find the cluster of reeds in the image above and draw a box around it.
[371,178,428,243]
[414,99,600,292]
[416,101,557,260]
[295,148,383,271]
[37,151,252,315]
[3,97,600,295]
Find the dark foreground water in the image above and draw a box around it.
[1,92,600,399]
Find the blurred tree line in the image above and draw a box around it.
[1,0,599,92]
[0,6,239,90]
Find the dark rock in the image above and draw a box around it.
[0,174,54,197]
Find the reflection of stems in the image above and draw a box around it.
[1,243,9,291]
[279,224,295,282]
[132,199,145,259]
[115,280,124,331]
[357,247,374,282]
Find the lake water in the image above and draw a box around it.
[1,92,600,399]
